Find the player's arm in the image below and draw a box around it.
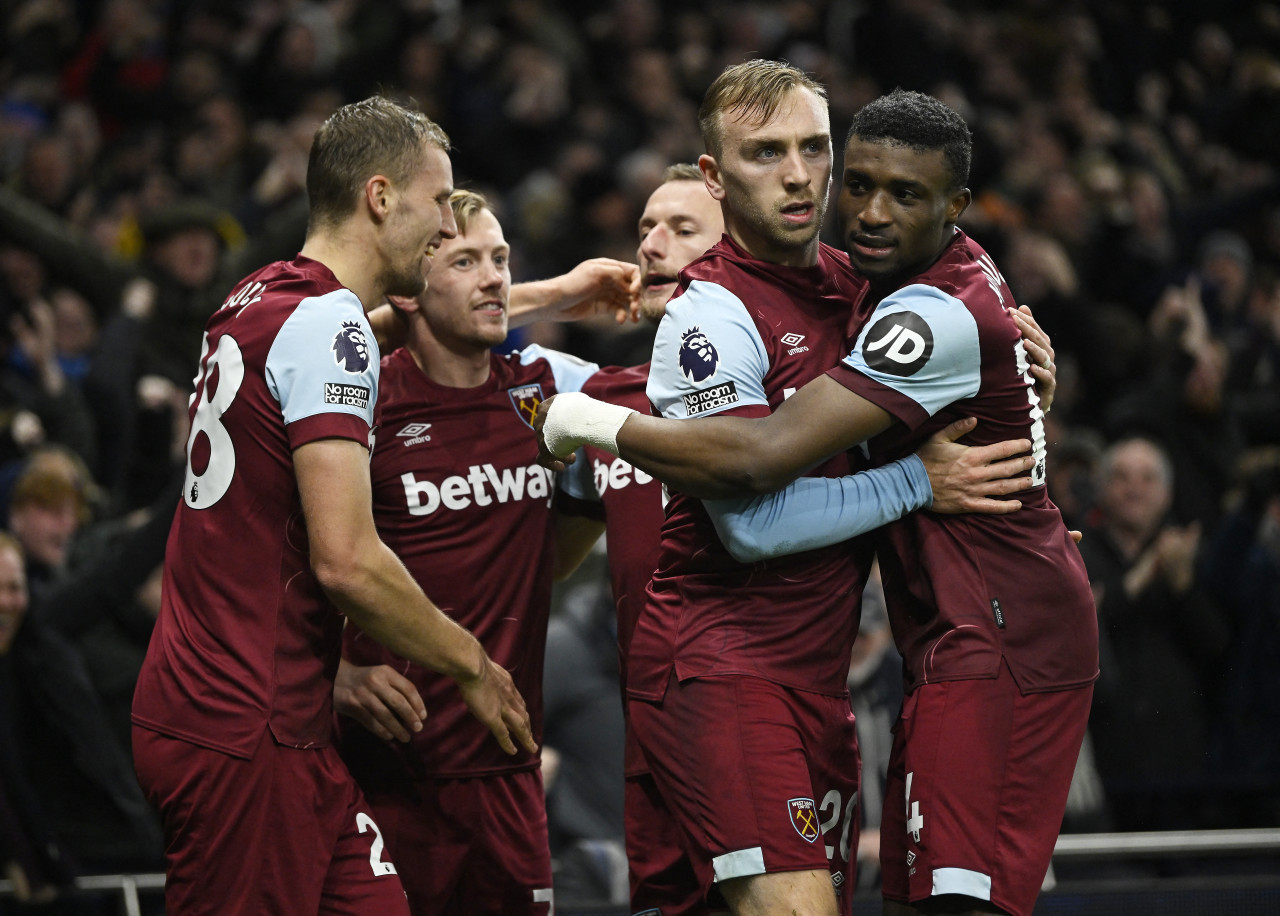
[540,286,1040,499]
[705,417,1033,563]
[363,256,640,351]
[295,437,536,755]
[508,257,640,327]
[537,375,895,498]
[552,513,606,580]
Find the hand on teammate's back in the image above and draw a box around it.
[333,660,427,743]
[918,417,1035,515]
[456,655,538,756]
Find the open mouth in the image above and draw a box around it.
[781,202,815,224]
[643,272,676,290]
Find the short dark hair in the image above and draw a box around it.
[845,89,971,190]
[698,60,826,160]
[306,96,450,229]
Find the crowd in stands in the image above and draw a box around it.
[1,0,1277,905]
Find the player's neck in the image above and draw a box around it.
[725,222,819,269]
[300,230,380,311]
[407,322,492,388]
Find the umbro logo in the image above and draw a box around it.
[397,422,432,446]
[781,331,810,355]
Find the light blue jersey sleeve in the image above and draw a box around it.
[517,344,600,395]
[265,289,379,428]
[843,284,981,416]
[515,345,602,501]
[645,280,769,419]
[705,455,932,563]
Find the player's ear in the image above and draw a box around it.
[699,154,727,202]
[387,293,419,314]
[946,187,971,225]
[365,175,393,223]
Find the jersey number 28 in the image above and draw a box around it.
[184,333,245,509]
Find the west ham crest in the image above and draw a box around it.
[509,384,544,429]
[788,797,819,842]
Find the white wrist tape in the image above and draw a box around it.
[542,391,637,457]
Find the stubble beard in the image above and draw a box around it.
[728,181,826,258]
[379,257,428,300]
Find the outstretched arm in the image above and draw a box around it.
[705,417,1034,562]
[365,257,641,351]
[538,374,896,498]
[508,257,640,327]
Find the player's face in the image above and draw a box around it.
[838,137,971,289]
[636,179,724,323]
[420,208,512,353]
[0,546,28,657]
[380,144,458,299]
[702,86,831,268]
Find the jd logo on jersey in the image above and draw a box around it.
[862,311,934,377]
[509,384,544,429]
[788,798,819,842]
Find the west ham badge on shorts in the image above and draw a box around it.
[788,797,819,842]
[509,384,544,429]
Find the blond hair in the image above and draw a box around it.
[449,188,493,235]
[697,60,826,159]
[661,162,703,184]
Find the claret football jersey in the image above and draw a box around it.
[828,230,1098,694]
[133,256,379,757]
[338,344,597,780]
[627,236,874,702]
[558,361,664,776]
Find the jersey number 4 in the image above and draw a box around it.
[184,333,246,509]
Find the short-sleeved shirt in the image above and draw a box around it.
[627,236,875,702]
[133,256,379,758]
[338,344,597,780]
[558,362,664,776]
[828,230,1098,694]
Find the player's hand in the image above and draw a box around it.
[456,654,537,756]
[334,659,427,742]
[1013,305,1057,413]
[532,394,576,472]
[919,417,1034,514]
[546,258,641,325]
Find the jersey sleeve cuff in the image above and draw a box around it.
[826,363,931,430]
[286,412,371,451]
